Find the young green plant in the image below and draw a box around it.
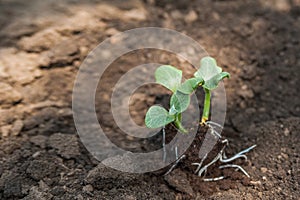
[145,56,230,133]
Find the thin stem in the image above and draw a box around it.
[174,113,188,133]
[201,88,211,125]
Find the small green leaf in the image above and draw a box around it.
[145,105,175,128]
[178,77,204,94]
[170,91,190,113]
[155,65,182,92]
[194,56,222,81]
[202,72,230,90]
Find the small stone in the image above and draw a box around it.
[283,128,290,136]
[250,180,262,185]
[123,9,147,21]
[262,176,267,181]
[1,125,11,137]
[241,85,248,90]
[32,151,41,158]
[105,28,120,36]
[260,167,268,173]
[275,0,291,11]
[281,152,289,160]
[184,10,198,23]
[83,184,94,192]
[212,12,220,20]
[11,120,24,136]
[170,10,183,20]
[238,87,254,99]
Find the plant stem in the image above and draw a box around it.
[201,88,211,125]
[174,113,188,133]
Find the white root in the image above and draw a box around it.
[203,176,225,182]
[192,153,207,173]
[164,154,186,176]
[161,122,256,180]
[193,122,256,181]
[198,152,222,177]
[220,154,247,163]
[219,164,250,178]
[206,121,224,129]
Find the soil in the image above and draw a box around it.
[0,0,299,199]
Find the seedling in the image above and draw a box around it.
[144,56,256,180]
[145,56,229,132]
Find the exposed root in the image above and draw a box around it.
[164,154,186,176]
[193,122,256,181]
[203,176,225,182]
[192,153,207,173]
[162,122,256,181]
[219,164,250,178]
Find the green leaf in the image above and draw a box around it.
[170,91,190,113]
[194,56,222,81]
[178,77,204,94]
[155,65,182,92]
[202,72,230,90]
[145,105,175,128]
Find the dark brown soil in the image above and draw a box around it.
[0,0,299,199]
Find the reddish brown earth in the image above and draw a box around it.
[0,0,299,199]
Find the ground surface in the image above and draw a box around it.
[0,0,299,199]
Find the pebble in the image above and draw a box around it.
[283,128,290,136]
[184,10,198,23]
[260,167,268,173]
[238,88,254,99]
[250,180,262,185]
[105,28,120,36]
[11,119,24,136]
[1,125,11,137]
[32,151,41,158]
[123,9,147,21]
[281,152,289,160]
[170,10,183,20]
[83,184,94,193]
